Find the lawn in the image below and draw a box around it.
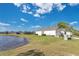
[0,34,79,56]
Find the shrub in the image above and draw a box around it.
[17,49,45,56]
[42,34,46,36]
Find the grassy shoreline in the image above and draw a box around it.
[0,34,79,56]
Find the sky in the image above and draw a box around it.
[0,3,79,32]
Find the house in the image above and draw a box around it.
[35,26,72,38]
[35,26,57,36]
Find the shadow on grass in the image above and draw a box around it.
[17,49,45,56]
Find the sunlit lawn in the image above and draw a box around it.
[0,34,79,56]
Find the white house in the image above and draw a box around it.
[35,26,57,36]
[43,30,56,36]
[35,26,72,39]
[35,31,42,36]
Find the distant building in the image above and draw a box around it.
[35,26,72,38]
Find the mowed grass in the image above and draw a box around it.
[0,34,79,55]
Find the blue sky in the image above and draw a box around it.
[0,3,79,32]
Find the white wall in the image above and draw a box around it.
[43,30,56,36]
[35,31,42,36]
[66,32,72,35]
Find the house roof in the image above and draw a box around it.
[36,26,58,31]
[36,25,71,32]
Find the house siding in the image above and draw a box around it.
[35,31,42,36]
[43,30,56,36]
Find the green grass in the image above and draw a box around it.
[0,34,79,56]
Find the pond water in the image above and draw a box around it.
[0,36,28,51]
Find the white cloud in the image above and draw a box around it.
[21,4,33,15]
[20,18,28,23]
[13,3,23,7]
[0,22,11,31]
[31,25,41,28]
[22,4,27,13]
[33,3,66,17]
[0,26,8,31]
[55,3,66,11]
[69,3,79,6]
[14,3,79,18]
[32,3,53,17]
[34,13,40,17]
[13,3,54,17]
[28,12,33,14]
[0,22,10,26]
[13,3,66,17]
[33,3,53,14]
[70,21,78,25]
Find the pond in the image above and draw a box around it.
[0,36,28,51]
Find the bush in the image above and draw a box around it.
[17,49,45,56]
[23,32,34,34]
[73,31,79,36]
[42,34,46,36]
[16,32,20,34]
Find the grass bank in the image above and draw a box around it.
[0,34,79,56]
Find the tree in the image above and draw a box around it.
[57,22,69,29]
